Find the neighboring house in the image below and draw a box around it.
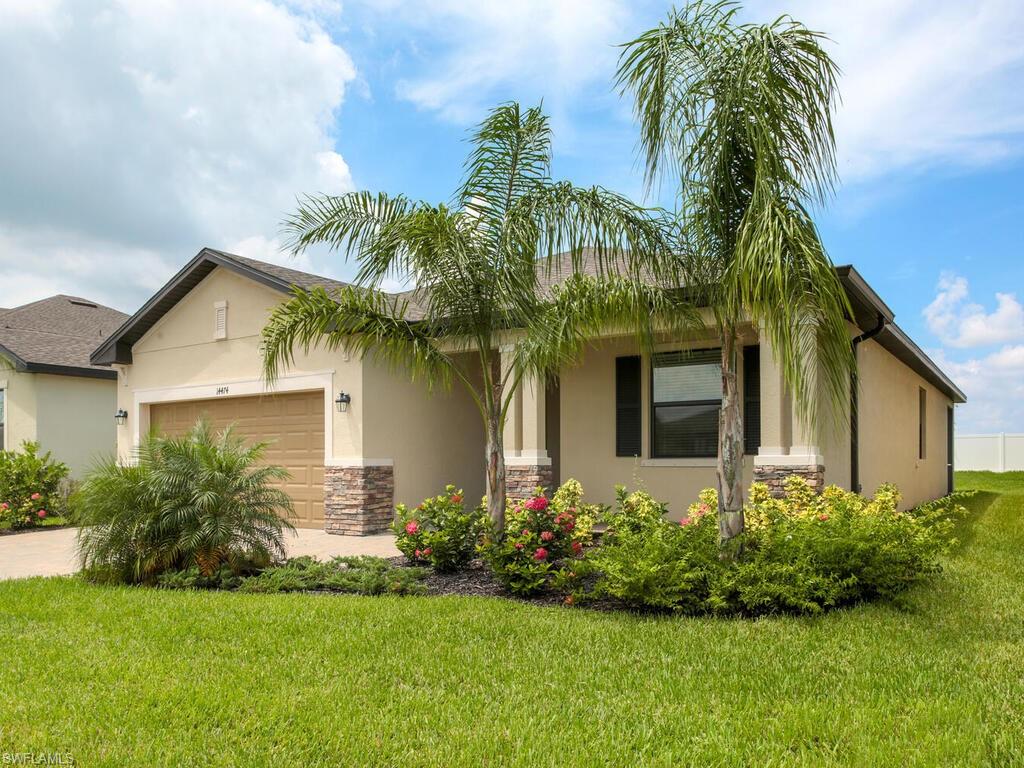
[0,295,129,476]
[92,247,965,534]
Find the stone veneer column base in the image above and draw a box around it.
[324,465,394,535]
[505,464,553,500]
[753,464,826,497]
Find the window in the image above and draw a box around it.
[919,387,927,459]
[615,356,642,456]
[743,345,761,454]
[651,349,721,458]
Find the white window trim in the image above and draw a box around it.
[132,370,335,461]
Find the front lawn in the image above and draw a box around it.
[1,476,1021,767]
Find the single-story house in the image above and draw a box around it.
[1,295,128,476]
[91,247,965,533]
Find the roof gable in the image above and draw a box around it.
[91,247,351,366]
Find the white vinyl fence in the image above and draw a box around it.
[955,433,1024,472]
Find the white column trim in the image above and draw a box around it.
[132,370,336,461]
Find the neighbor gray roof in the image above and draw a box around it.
[90,246,965,403]
[0,295,128,379]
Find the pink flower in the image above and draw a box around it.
[680,517,693,527]
[533,547,548,561]
[514,542,524,550]
[818,513,829,522]
[450,494,463,504]
[698,503,710,514]
[37,509,47,519]
[571,541,583,555]
[525,496,549,512]
[414,549,422,558]
[405,520,419,535]
[562,521,575,533]
[30,493,41,501]
[522,528,531,536]
[0,502,8,510]
[540,530,554,542]
[422,547,432,556]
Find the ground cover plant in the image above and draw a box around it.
[0,474,1019,766]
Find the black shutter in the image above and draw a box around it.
[743,345,761,455]
[616,356,642,456]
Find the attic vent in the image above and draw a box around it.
[214,301,228,340]
[69,299,98,308]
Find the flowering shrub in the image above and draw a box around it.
[0,442,69,530]
[574,477,967,615]
[480,486,582,595]
[550,478,601,544]
[393,485,485,572]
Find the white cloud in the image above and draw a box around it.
[0,0,356,311]
[754,0,1024,181]
[929,346,1024,432]
[923,272,1024,349]
[366,0,1024,184]
[355,0,632,125]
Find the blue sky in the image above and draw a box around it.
[0,0,1022,431]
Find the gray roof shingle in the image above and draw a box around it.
[0,295,128,377]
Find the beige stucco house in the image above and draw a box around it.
[92,248,965,534]
[0,295,128,476]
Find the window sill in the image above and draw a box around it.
[640,458,717,468]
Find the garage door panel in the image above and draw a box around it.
[150,391,325,528]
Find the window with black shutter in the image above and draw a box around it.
[650,349,721,458]
[615,356,642,456]
[743,345,761,455]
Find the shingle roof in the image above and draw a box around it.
[0,295,128,378]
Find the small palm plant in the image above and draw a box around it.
[76,419,294,584]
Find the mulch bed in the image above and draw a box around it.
[386,556,621,610]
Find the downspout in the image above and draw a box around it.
[850,313,888,493]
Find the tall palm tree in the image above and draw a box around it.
[617,1,855,542]
[262,103,688,530]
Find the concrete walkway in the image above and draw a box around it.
[0,527,399,580]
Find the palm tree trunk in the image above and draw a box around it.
[717,328,744,543]
[485,407,506,532]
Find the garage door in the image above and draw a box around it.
[150,391,325,528]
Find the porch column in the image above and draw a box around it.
[752,332,826,495]
[505,371,553,499]
[501,347,522,459]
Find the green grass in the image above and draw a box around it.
[0,515,68,533]
[1,475,1022,767]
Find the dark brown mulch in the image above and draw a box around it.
[386,556,622,610]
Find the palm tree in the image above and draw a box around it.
[617,1,855,543]
[262,103,687,530]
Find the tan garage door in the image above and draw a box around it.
[150,391,325,528]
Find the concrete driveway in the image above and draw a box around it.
[0,527,400,580]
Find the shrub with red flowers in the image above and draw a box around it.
[479,486,582,595]
[0,442,69,530]
[393,485,486,572]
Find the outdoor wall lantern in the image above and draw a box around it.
[335,392,352,413]
[115,409,129,426]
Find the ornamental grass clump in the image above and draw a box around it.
[393,485,486,572]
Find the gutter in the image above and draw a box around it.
[850,313,888,493]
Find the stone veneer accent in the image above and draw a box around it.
[505,464,553,500]
[324,465,395,535]
[753,464,826,497]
